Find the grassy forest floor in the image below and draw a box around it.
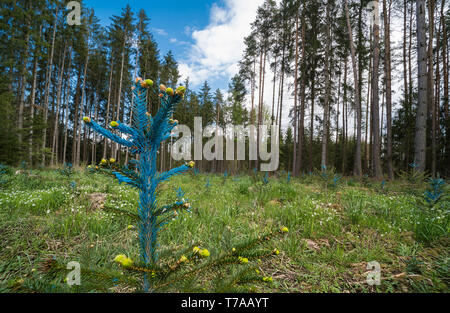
[0,167,448,293]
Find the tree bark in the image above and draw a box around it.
[414,0,428,172]
[17,1,31,148]
[103,61,114,159]
[114,27,127,161]
[383,0,394,179]
[51,42,68,166]
[293,11,299,176]
[297,4,306,175]
[62,47,73,165]
[29,24,42,165]
[345,0,362,177]
[428,0,436,177]
[41,8,58,166]
[321,2,331,170]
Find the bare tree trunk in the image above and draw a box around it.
[309,75,315,172]
[91,92,99,164]
[250,58,256,170]
[72,76,81,164]
[76,47,90,166]
[414,0,428,172]
[434,6,441,177]
[402,0,410,169]
[256,48,263,170]
[103,61,114,159]
[278,46,286,144]
[366,32,372,173]
[62,47,73,165]
[126,41,139,165]
[342,58,348,174]
[293,11,299,175]
[442,0,449,153]
[41,8,58,166]
[297,5,306,175]
[271,55,277,125]
[51,42,68,166]
[335,59,342,168]
[321,2,331,170]
[258,47,267,169]
[17,2,31,148]
[407,1,414,168]
[383,0,394,179]
[428,0,436,177]
[29,25,42,166]
[114,30,127,161]
[345,0,362,177]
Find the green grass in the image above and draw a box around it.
[0,168,448,293]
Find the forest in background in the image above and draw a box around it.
[0,0,449,178]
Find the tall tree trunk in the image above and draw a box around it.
[342,58,348,174]
[402,0,410,169]
[441,0,449,167]
[309,75,315,172]
[366,31,372,173]
[62,47,73,165]
[17,1,31,148]
[271,55,277,125]
[91,92,99,164]
[415,0,428,172]
[51,42,68,166]
[297,5,306,175]
[293,11,299,176]
[114,29,127,161]
[383,0,394,179]
[407,1,414,168]
[434,5,441,177]
[72,74,82,164]
[257,47,267,169]
[278,45,286,144]
[249,58,256,170]
[345,0,363,177]
[103,61,114,159]
[335,59,342,168]
[321,2,331,170]
[428,0,436,177]
[29,25,42,166]
[41,8,58,166]
[76,45,90,166]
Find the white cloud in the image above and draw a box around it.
[179,0,265,87]
[170,37,190,46]
[153,28,168,36]
[177,0,294,131]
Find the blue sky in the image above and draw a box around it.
[86,0,264,93]
[86,0,404,134]
[85,0,297,129]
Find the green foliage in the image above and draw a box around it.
[1,169,449,293]
[0,76,17,164]
[405,257,423,274]
[412,178,449,244]
[397,164,429,195]
[316,166,342,190]
[0,164,11,188]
